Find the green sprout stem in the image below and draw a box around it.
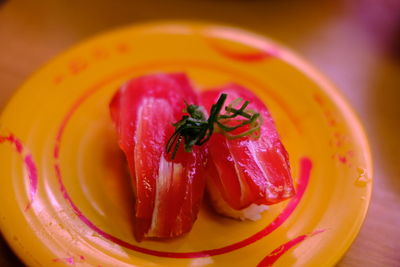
[166,93,263,159]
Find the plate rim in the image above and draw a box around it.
[0,20,373,267]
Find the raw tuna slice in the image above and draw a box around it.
[110,73,207,241]
[201,84,294,221]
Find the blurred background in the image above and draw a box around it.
[0,0,399,266]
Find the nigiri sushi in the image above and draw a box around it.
[110,73,207,241]
[201,84,294,221]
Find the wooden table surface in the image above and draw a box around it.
[0,0,399,266]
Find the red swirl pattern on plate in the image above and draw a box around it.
[52,61,313,258]
[0,134,38,210]
[207,37,273,62]
[204,29,279,63]
[257,229,325,267]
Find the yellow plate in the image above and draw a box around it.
[0,22,372,267]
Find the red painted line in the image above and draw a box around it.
[24,155,38,210]
[53,85,99,160]
[257,229,325,267]
[52,257,75,265]
[338,155,348,164]
[0,134,38,210]
[206,38,274,62]
[0,134,23,153]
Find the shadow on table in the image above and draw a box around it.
[0,235,24,267]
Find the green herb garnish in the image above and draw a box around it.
[166,93,263,159]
